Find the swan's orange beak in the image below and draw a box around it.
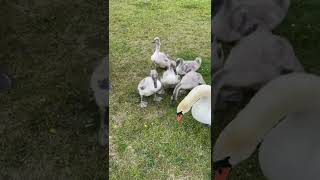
[214,167,231,180]
[176,112,183,122]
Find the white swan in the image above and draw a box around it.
[138,70,162,108]
[151,37,175,68]
[176,84,211,125]
[213,73,320,180]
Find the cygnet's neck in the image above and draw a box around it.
[155,43,160,52]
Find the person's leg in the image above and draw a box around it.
[0,73,11,90]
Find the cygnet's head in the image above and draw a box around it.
[150,69,158,88]
[195,57,202,64]
[152,37,161,45]
[176,58,184,67]
[169,61,177,74]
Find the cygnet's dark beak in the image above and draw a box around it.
[173,68,177,75]
[152,77,157,88]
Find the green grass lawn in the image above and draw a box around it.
[212,0,320,179]
[109,0,211,179]
[0,0,108,179]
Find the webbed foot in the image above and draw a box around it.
[153,96,162,102]
[140,101,148,108]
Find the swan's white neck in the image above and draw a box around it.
[214,73,320,165]
[178,85,211,113]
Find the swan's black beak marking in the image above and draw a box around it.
[176,111,183,122]
[214,157,232,170]
[214,157,232,180]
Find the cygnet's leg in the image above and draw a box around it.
[97,107,108,146]
[157,87,165,95]
[171,84,178,103]
[140,95,148,108]
[153,93,162,102]
[180,89,187,95]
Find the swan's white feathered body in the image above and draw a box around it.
[259,110,320,180]
[214,73,320,180]
[191,96,211,125]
